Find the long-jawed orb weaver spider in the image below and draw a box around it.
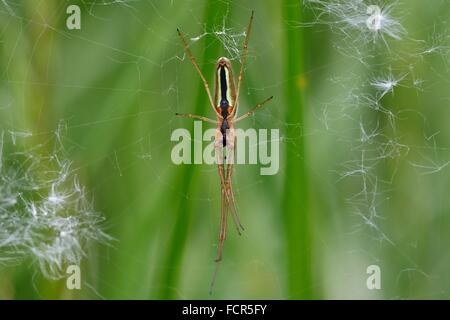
[175,11,273,292]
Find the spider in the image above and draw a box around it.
[175,11,273,292]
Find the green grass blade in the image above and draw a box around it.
[281,0,313,299]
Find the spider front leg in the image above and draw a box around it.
[177,28,222,119]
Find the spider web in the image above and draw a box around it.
[0,0,449,299]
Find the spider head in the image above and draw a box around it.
[217,57,231,67]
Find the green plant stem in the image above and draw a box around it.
[281,0,313,299]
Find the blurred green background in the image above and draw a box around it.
[0,0,450,299]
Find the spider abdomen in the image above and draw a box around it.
[220,119,229,147]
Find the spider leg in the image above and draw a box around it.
[235,10,254,109]
[177,28,222,119]
[215,182,228,262]
[216,130,243,235]
[225,162,244,232]
[224,135,244,232]
[218,164,242,236]
[175,113,217,124]
[233,96,273,123]
[209,181,227,295]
